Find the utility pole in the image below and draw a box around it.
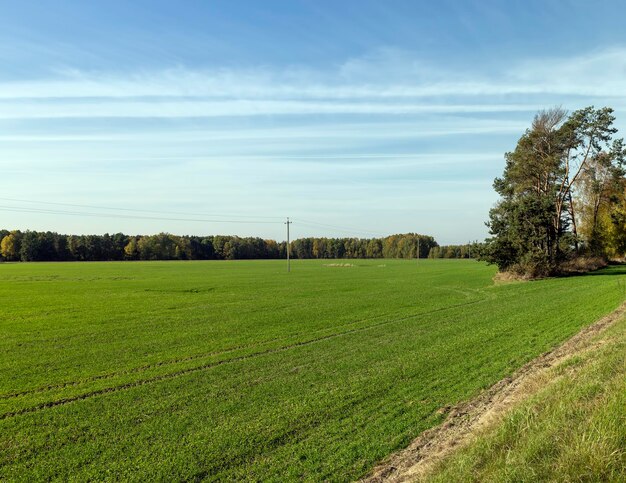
[285,217,292,272]
[417,237,420,265]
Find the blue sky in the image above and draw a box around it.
[1,0,626,243]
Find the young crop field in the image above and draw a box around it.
[1,259,624,480]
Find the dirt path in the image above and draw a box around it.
[362,301,626,483]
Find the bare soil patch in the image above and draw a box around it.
[362,301,626,483]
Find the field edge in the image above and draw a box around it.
[362,299,626,482]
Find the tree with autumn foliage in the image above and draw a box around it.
[483,106,626,276]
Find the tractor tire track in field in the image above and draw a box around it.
[1,310,408,400]
[0,297,488,421]
[1,293,489,401]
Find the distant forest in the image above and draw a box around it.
[0,230,480,262]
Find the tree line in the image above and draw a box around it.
[483,106,626,276]
[289,234,436,259]
[0,231,439,262]
[428,242,484,259]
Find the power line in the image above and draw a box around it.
[0,197,284,220]
[0,206,281,224]
[0,198,392,237]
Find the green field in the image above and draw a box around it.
[1,260,624,480]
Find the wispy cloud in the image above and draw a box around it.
[2,46,625,242]
[0,118,526,141]
[0,99,544,119]
[1,46,625,102]
[0,47,624,122]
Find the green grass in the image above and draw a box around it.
[0,259,624,481]
[428,313,626,483]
